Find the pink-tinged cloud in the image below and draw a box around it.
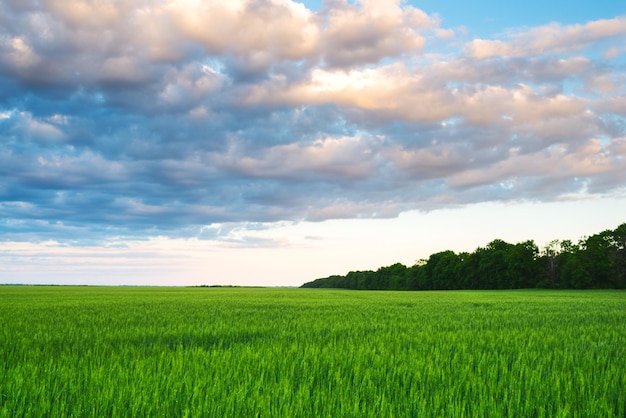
[465,16,626,59]
[0,0,624,243]
[319,0,437,67]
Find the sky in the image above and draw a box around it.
[0,0,625,287]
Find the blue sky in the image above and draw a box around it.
[305,1,626,32]
[416,0,625,30]
[0,0,625,286]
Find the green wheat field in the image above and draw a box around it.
[1,287,625,417]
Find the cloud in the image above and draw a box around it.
[214,135,381,181]
[447,138,622,188]
[603,46,622,60]
[0,37,42,69]
[595,95,626,116]
[319,0,437,67]
[0,1,624,244]
[168,0,320,76]
[465,16,626,59]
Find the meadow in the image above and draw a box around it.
[1,287,624,417]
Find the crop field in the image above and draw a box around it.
[1,287,625,417]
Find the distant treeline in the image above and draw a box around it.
[301,223,626,290]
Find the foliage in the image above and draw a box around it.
[302,223,626,290]
[1,287,625,417]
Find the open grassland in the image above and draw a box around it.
[1,287,625,417]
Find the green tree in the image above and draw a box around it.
[442,251,462,289]
[422,251,460,289]
[507,240,540,288]
[375,263,409,290]
[408,261,425,290]
[455,251,480,289]
[478,239,513,289]
[611,223,626,288]
[300,222,626,290]
[558,241,587,289]
[581,230,616,288]
[541,239,562,288]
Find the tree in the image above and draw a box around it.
[455,251,480,289]
[541,239,562,288]
[612,223,626,288]
[478,239,513,289]
[580,230,616,288]
[376,263,409,290]
[299,223,626,290]
[558,241,587,289]
[424,251,460,289]
[407,262,424,290]
[507,240,540,288]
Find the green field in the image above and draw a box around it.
[1,287,625,417]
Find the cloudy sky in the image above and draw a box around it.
[1,0,625,286]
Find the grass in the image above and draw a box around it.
[1,287,625,417]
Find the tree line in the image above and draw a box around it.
[301,223,626,290]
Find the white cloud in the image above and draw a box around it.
[0,0,624,246]
[14,112,66,142]
[466,16,626,59]
[448,138,621,189]
[168,0,320,61]
[100,55,147,84]
[435,28,455,40]
[319,0,436,66]
[40,0,124,29]
[0,36,41,69]
[604,46,622,60]
[607,137,626,157]
[595,95,626,116]
[214,135,381,181]
[157,63,224,110]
